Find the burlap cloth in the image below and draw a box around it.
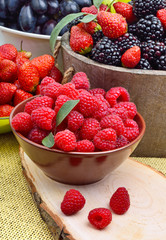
[1,133,166,240]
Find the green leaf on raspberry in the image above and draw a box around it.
[93,0,103,9]
[50,12,85,53]
[56,100,80,127]
[80,14,97,23]
[42,132,54,148]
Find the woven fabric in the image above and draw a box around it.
[1,133,166,240]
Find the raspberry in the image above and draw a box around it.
[40,82,61,100]
[57,82,79,100]
[95,94,110,108]
[76,140,95,152]
[61,189,86,215]
[55,95,72,109]
[107,107,129,122]
[123,118,140,142]
[80,118,101,140]
[67,110,84,132]
[24,96,54,115]
[78,91,99,117]
[114,102,137,119]
[100,114,125,136]
[71,72,90,90]
[54,129,76,152]
[31,107,55,131]
[40,76,57,87]
[27,127,49,144]
[89,88,106,97]
[11,112,33,136]
[88,208,112,229]
[116,135,128,148]
[93,128,117,151]
[92,94,110,121]
[109,187,130,215]
[105,87,130,107]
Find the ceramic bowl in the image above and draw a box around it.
[9,97,145,185]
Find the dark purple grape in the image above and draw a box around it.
[47,0,60,15]
[0,18,6,26]
[7,21,21,30]
[34,25,43,34]
[19,3,37,32]
[30,0,48,15]
[0,0,8,19]
[59,24,68,36]
[73,0,92,8]
[42,19,57,35]
[7,0,23,15]
[37,14,49,25]
[59,0,80,17]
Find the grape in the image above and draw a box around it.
[19,3,37,33]
[37,14,50,25]
[0,18,6,26]
[59,24,68,36]
[30,0,48,15]
[42,19,57,35]
[73,0,92,8]
[34,25,43,34]
[7,0,23,15]
[47,0,60,15]
[0,0,8,19]
[59,0,80,17]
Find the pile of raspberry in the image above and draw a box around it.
[11,72,140,152]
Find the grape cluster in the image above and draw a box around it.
[0,0,92,36]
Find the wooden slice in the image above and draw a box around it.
[20,148,166,240]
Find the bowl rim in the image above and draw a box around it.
[0,26,61,40]
[9,96,146,156]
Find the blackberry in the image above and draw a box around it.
[128,24,137,36]
[90,37,121,66]
[114,33,141,54]
[141,40,166,69]
[155,55,166,70]
[92,30,104,46]
[136,58,152,69]
[133,0,166,18]
[67,15,84,32]
[136,15,164,41]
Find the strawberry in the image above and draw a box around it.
[0,44,17,61]
[14,80,21,89]
[0,59,17,82]
[70,26,93,55]
[15,51,32,71]
[99,4,111,12]
[35,84,41,95]
[31,54,55,79]
[13,89,33,106]
[83,21,101,35]
[48,65,63,83]
[97,11,128,39]
[157,9,166,30]
[18,61,40,92]
[0,104,14,117]
[121,46,141,68]
[113,2,137,24]
[0,82,17,105]
[81,5,98,15]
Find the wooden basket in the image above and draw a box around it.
[60,32,166,158]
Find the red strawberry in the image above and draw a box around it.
[15,51,31,71]
[31,54,55,79]
[110,187,130,215]
[157,9,166,30]
[35,84,41,95]
[97,11,128,39]
[14,79,21,89]
[81,5,98,15]
[113,2,137,24]
[83,21,101,35]
[13,89,33,106]
[121,46,141,68]
[99,4,111,12]
[0,104,14,117]
[48,65,63,83]
[0,82,17,105]
[0,44,17,61]
[0,59,17,83]
[18,61,40,92]
[70,26,93,55]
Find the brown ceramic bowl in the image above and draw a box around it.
[10,96,145,185]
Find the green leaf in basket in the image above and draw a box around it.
[80,14,97,23]
[50,12,85,53]
[93,0,103,9]
[56,100,80,127]
[42,132,55,148]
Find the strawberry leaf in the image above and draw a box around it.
[80,14,97,23]
[42,132,55,148]
[50,12,85,53]
[93,0,103,9]
[56,100,80,127]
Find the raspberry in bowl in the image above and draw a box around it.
[9,73,145,185]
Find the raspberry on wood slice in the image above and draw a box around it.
[88,208,112,229]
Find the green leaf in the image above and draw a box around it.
[80,14,97,23]
[42,132,55,148]
[93,0,103,9]
[56,100,80,127]
[50,12,85,53]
